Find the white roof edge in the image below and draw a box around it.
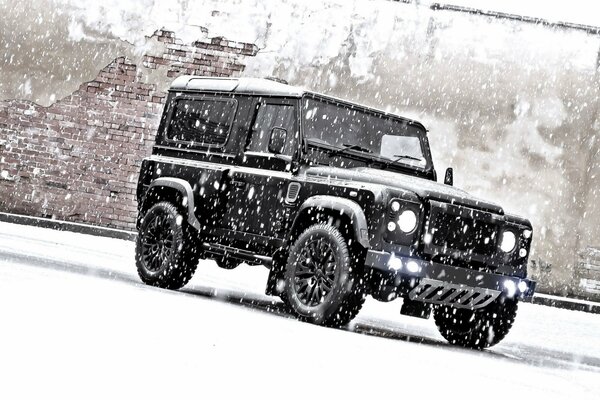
[169,76,305,97]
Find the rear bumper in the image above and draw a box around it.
[365,250,536,308]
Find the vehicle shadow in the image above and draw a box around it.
[181,284,600,372]
[182,284,449,345]
[5,248,600,372]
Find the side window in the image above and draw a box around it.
[168,98,236,147]
[246,103,296,155]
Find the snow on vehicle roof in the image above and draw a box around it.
[170,76,306,97]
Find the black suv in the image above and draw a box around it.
[135,76,536,349]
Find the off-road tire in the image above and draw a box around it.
[136,201,199,290]
[434,296,518,349]
[282,223,365,327]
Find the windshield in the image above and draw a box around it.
[302,97,430,168]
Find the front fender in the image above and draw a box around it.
[294,195,370,248]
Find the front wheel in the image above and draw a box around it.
[135,201,199,290]
[434,296,518,349]
[282,223,365,327]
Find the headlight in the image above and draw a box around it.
[398,210,417,233]
[385,199,421,244]
[500,231,516,253]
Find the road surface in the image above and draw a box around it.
[0,221,599,399]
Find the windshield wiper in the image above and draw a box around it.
[391,154,421,162]
[383,154,423,169]
[328,144,373,158]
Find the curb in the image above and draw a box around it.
[0,212,137,241]
[1,212,600,314]
[531,293,600,314]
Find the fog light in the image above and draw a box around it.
[387,221,397,232]
[503,280,517,297]
[406,260,421,273]
[518,281,528,293]
[388,255,403,271]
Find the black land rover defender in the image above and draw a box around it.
[135,76,536,349]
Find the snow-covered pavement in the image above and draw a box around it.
[1,221,599,400]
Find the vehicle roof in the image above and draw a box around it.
[169,76,427,131]
[170,76,306,97]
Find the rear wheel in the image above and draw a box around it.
[135,201,199,290]
[282,223,365,327]
[433,296,518,349]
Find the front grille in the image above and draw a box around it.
[430,208,499,256]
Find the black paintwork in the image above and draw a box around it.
[136,77,535,304]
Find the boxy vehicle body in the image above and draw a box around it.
[135,76,536,349]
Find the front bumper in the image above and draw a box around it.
[365,250,536,309]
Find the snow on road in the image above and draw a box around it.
[0,221,599,399]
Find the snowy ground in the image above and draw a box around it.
[0,221,599,400]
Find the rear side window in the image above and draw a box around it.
[168,98,236,147]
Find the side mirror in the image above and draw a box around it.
[444,167,454,186]
[269,127,287,154]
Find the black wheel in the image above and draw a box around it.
[282,223,365,327]
[135,201,199,290]
[216,257,239,270]
[433,296,518,349]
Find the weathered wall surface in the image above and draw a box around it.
[0,28,257,230]
[0,0,599,292]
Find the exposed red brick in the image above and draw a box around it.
[0,30,256,231]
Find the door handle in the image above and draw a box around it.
[227,170,247,189]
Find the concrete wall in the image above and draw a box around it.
[1,0,599,293]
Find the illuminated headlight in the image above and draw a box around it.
[503,280,517,297]
[406,260,421,273]
[397,210,417,233]
[390,201,401,212]
[518,281,528,293]
[500,231,516,253]
[388,255,403,271]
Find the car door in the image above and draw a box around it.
[221,98,299,242]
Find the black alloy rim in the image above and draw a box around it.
[141,211,174,272]
[294,237,337,307]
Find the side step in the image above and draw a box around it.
[201,242,273,266]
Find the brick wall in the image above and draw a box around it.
[0,30,258,230]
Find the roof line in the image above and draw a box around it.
[430,3,600,35]
[305,92,427,132]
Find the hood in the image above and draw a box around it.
[306,166,504,214]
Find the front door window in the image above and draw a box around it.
[246,103,296,156]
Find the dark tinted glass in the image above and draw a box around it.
[302,97,427,167]
[168,99,236,146]
[247,104,295,155]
